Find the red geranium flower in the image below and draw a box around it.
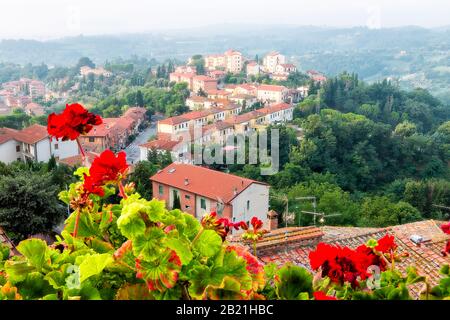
[442,240,450,257]
[47,103,102,140]
[441,222,450,235]
[201,212,242,240]
[313,291,337,300]
[309,243,378,287]
[375,235,397,253]
[83,174,105,197]
[88,150,129,185]
[251,217,263,230]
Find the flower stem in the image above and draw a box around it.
[191,228,204,247]
[253,241,257,258]
[118,182,128,199]
[76,138,89,167]
[72,209,80,238]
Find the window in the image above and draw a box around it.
[185,205,191,210]
[158,185,164,195]
[185,195,191,200]
[200,198,206,210]
[54,143,59,150]
[247,200,250,210]
[89,137,95,142]
[16,145,20,152]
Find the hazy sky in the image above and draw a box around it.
[1,0,449,39]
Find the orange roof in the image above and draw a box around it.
[13,124,48,144]
[236,84,257,91]
[0,127,19,144]
[158,115,190,126]
[151,163,267,203]
[224,110,265,124]
[57,152,97,167]
[257,103,293,114]
[123,107,147,120]
[187,96,209,103]
[257,84,287,92]
[139,139,180,151]
[207,89,230,96]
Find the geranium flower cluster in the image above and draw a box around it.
[241,217,268,242]
[83,150,129,197]
[309,235,398,288]
[47,103,102,141]
[201,212,242,241]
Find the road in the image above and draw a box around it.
[124,122,157,164]
[124,115,165,164]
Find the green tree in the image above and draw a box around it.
[0,172,65,241]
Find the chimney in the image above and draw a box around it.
[267,210,278,230]
[184,178,189,186]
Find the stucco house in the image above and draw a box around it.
[150,163,270,229]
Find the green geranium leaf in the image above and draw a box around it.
[4,260,36,283]
[64,210,101,238]
[78,253,113,283]
[275,263,313,300]
[132,227,166,260]
[205,276,245,300]
[164,237,193,265]
[16,239,49,271]
[117,203,146,239]
[193,230,222,257]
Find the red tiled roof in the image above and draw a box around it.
[187,96,209,103]
[57,152,98,167]
[257,84,288,92]
[250,220,450,299]
[257,103,293,114]
[139,139,181,151]
[0,127,18,144]
[224,110,265,124]
[123,107,147,120]
[13,124,48,144]
[87,118,119,137]
[206,89,230,96]
[158,115,190,126]
[150,163,267,203]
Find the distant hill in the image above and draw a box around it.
[0,25,449,102]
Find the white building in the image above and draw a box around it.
[263,52,286,73]
[256,84,289,104]
[0,124,79,164]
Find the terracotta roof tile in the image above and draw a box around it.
[150,163,268,203]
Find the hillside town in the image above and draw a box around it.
[1,44,449,303]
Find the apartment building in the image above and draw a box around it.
[263,52,286,73]
[246,61,260,76]
[0,124,78,164]
[224,50,243,74]
[169,72,196,90]
[192,75,218,93]
[256,84,289,103]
